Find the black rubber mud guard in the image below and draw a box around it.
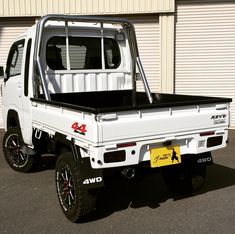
[71,139,104,189]
[182,152,213,167]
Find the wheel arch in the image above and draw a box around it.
[54,132,104,190]
[54,132,71,156]
[6,109,21,130]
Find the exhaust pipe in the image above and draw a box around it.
[121,168,135,179]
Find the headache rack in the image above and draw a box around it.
[33,14,153,104]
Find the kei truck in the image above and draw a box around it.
[0,15,232,222]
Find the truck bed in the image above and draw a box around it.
[31,89,231,154]
[31,90,232,114]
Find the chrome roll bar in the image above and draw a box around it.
[33,14,153,104]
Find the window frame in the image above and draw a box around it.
[5,39,25,81]
[24,38,32,97]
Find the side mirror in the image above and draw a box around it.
[0,66,4,77]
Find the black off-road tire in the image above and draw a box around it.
[162,164,206,195]
[55,152,96,222]
[3,128,39,173]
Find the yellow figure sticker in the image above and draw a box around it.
[150,145,181,168]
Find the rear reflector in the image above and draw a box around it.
[117,142,136,148]
[200,131,215,137]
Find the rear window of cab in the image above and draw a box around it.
[46,36,121,70]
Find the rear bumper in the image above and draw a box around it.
[79,128,228,169]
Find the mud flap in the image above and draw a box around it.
[182,152,213,167]
[71,140,104,189]
[21,145,37,155]
[195,152,213,166]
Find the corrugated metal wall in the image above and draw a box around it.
[175,0,235,128]
[0,18,35,65]
[130,16,159,92]
[0,0,174,16]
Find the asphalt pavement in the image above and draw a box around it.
[0,130,235,234]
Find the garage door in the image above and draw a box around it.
[128,16,159,92]
[175,0,235,128]
[0,18,34,128]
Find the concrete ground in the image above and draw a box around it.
[0,130,234,234]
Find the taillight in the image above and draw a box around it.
[200,131,215,137]
[117,142,136,148]
[207,136,223,147]
[104,151,126,163]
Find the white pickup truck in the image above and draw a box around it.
[0,15,232,222]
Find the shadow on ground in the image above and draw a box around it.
[81,163,235,223]
[34,155,57,172]
[30,155,235,222]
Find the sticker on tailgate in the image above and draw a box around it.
[71,122,87,135]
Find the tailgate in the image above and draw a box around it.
[99,103,230,144]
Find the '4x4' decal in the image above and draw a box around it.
[71,122,87,135]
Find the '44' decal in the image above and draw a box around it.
[71,122,87,135]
